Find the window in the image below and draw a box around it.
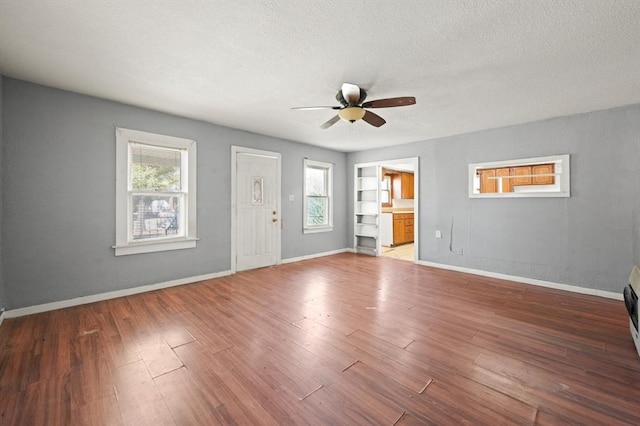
[115,128,197,256]
[303,159,333,233]
[381,174,392,207]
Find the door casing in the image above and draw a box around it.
[231,146,282,273]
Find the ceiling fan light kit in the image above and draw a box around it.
[293,82,416,129]
[338,106,366,122]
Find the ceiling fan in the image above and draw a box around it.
[292,83,416,129]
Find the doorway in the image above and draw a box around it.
[379,160,416,262]
[354,157,419,263]
[231,146,281,272]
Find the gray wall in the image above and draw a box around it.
[2,78,347,309]
[3,76,638,310]
[0,75,5,313]
[348,104,640,293]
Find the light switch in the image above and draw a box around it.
[435,230,442,238]
[288,194,295,201]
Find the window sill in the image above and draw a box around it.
[303,226,333,234]
[113,238,198,256]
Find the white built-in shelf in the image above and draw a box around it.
[355,165,380,257]
[356,176,378,191]
[355,245,377,253]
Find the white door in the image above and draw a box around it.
[235,151,280,271]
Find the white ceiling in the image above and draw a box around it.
[1,1,640,152]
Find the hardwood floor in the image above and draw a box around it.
[1,253,639,425]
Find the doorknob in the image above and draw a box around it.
[272,218,278,222]
[273,211,277,215]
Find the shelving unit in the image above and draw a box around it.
[354,164,380,256]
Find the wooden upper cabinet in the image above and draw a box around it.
[532,163,555,185]
[401,172,414,199]
[512,166,532,186]
[496,168,512,193]
[391,173,402,199]
[479,169,497,193]
[478,163,556,193]
[388,171,415,199]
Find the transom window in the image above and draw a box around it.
[115,128,197,256]
[303,159,333,233]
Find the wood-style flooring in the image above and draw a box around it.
[1,253,639,425]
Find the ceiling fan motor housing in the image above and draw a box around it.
[336,88,367,106]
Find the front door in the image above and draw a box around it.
[235,150,280,271]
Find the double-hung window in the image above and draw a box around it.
[115,128,197,256]
[303,159,333,233]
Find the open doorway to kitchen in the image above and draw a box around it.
[379,159,417,261]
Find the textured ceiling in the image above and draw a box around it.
[1,0,640,152]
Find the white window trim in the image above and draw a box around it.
[114,127,197,256]
[303,159,333,234]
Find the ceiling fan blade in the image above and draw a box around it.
[341,83,361,104]
[362,110,386,127]
[291,106,341,110]
[320,114,341,129]
[362,96,416,109]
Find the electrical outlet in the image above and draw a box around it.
[435,230,442,238]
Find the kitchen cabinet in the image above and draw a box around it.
[393,213,414,245]
[496,168,511,193]
[391,173,402,199]
[512,166,532,186]
[477,163,555,193]
[389,172,415,199]
[532,164,555,184]
[479,169,497,193]
[401,173,414,199]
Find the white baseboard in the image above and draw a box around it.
[282,248,349,264]
[4,255,622,322]
[416,260,623,301]
[4,248,351,321]
[4,270,232,319]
